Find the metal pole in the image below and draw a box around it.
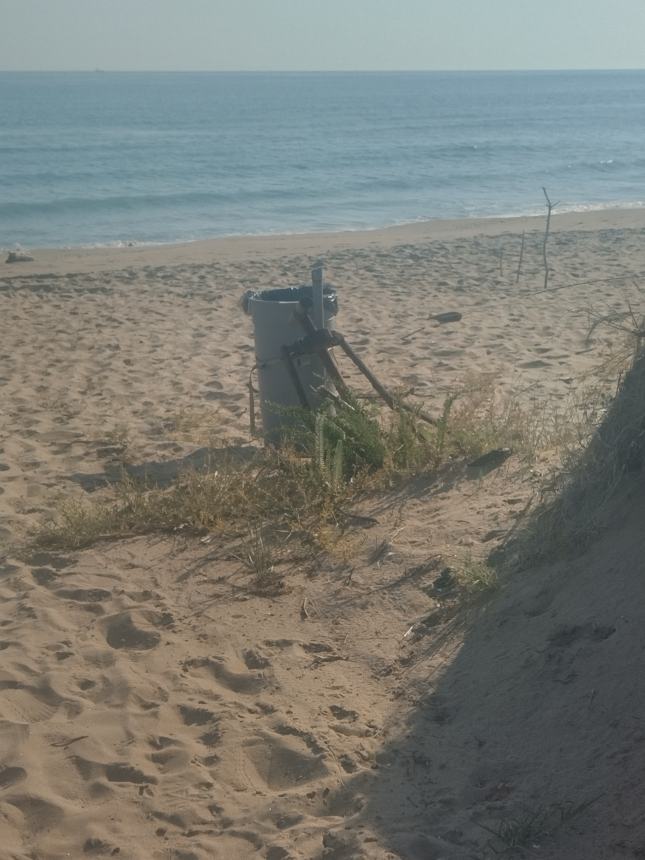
[335,332,437,427]
[311,262,324,331]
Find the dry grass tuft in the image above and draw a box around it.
[34,379,585,563]
[509,326,645,564]
[237,528,285,596]
[453,553,499,594]
[479,796,600,853]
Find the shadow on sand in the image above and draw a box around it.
[328,489,645,859]
[69,444,259,492]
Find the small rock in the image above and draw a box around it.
[431,311,462,324]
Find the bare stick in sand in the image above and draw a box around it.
[516,230,526,284]
[542,187,559,289]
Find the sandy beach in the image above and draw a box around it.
[2,209,645,858]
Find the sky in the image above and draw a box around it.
[2,0,645,72]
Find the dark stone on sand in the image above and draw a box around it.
[432,311,463,324]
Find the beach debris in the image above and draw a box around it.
[468,447,513,470]
[431,311,462,324]
[6,249,34,263]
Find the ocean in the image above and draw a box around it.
[1,70,645,249]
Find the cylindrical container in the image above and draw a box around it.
[244,284,338,444]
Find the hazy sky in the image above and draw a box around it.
[2,0,645,72]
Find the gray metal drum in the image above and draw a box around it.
[245,285,338,444]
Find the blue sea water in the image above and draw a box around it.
[1,70,645,248]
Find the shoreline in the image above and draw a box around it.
[3,207,645,278]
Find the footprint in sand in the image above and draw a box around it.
[0,677,65,724]
[105,763,157,785]
[178,705,221,749]
[241,732,328,792]
[520,358,551,369]
[83,836,121,855]
[31,567,58,586]
[27,552,73,570]
[523,588,555,618]
[242,648,270,670]
[0,766,27,789]
[183,655,267,695]
[102,610,164,650]
[4,795,64,832]
[266,847,292,860]
[273,722,326,756]
[72,755,158,787]
[149,745,192,774]
[0,562,20,577]
[178,704,218,727]
[548,622,616,648]
[0,720,30,760]
[55,587,111,603]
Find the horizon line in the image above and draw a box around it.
[1,67,645,74]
